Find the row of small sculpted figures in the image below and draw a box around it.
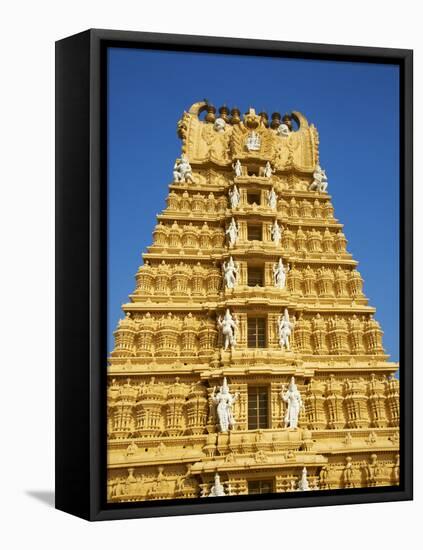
[135,260,363,297]
[151,222,348,252]
[107,454,400,501]
[112,311,384,356]
[173,155,328,195]
[165,189,334,218]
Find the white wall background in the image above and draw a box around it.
[0,1,420,548]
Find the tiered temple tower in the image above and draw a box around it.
[107,101,400,502]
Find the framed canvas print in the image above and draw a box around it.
[55,29,413,521]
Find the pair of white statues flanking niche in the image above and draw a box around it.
[217,308,293,351]
[232,159,273,179]
[222,257,289,290]
[206,466,310,498]
[225,218,282,247]
[211,376,303,434]
[228,184,277,210]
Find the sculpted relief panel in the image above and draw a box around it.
[177,101,318,172]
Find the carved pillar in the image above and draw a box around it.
[264,262,274,287]
[325,375,345,429]
[348,269,363,298]
[236,313,247,347]
[135,378,165,437]
[293,316,312,353]
[191,263,206,296]
[367,375,387,428]
[110,379,138,439]
[206,267,222,295]
[164,379,187,436]
[267,313,280,348]
[180,325,198,357]
[303,266,317,296]
[328,316,349,354]
[385,376,400,427]
[287,265,302,294]
[239,261,248,286]
[111,314,137,358]
[348,315,365,354]
[304,379,326,429]
[198,320,218,358]
[344,379,370,429]
[364,317,384,354]
[311,314,328,354]
[135,264,155,295]
[185,383,208,435]
[155,313,181,357]
[234,383,247,430]
[136,313,155,357]
[270,382,283,428]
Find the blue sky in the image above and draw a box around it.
[108,47,399,362]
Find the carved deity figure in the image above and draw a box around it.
[319,466,329,488]
[271,219,283,245]
[278,308,293,350]
[263,161,273,178]
[214,117,226,133]
[277,123,290,136]
[246,131,261,151]
[222,256,239,289]
[211,378,239,432]
[297,467,310,491]
[309,165,328,193]
[266,187,277,209]
[232,159,243,178]
[209,472,226,497]
[228,184,241,209]
[126,441,138,457]
[225,217,239,248]
[273,258,289,289]
[173,155,194,183]
[344,457,354,487]
[281,376,303,429]
[217,309,238,350]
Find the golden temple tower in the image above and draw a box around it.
[107,101,400,502]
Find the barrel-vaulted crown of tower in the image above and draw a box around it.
[177,101,319,172]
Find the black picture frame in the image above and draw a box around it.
[55,28,413,521]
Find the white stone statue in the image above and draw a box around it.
[267,187,277,209]
[222,256,239,289]
[271,220,282,245]
[228,184,241,209]
[173,155,194,183]
[246,131,261,151]
[208,472,226,497]
[211,377,239,432]
[214,117,226,133]
[277,123,290,137]
[225,217,239,248]
[281,376,303,428]
[273,258,289,289]
[297,467,310,491]
[263,161,273,178]
[309,165,328,193]
[232,159,243,178]
[217,309,238,350]
[278,308,293,350]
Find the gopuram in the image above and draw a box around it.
[107,101,400,502]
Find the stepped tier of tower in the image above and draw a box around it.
[107,102,399,503]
